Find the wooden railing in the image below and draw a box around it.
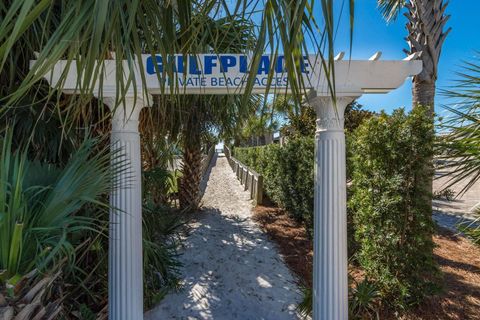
[223,146,263,205]
[201,146,215,178]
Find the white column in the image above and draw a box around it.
[105,96,146,320]
[310,96,356,320]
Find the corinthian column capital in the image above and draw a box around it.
[308,96,357,132]
[103,95,151,133]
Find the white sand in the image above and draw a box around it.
[145,154,302,320]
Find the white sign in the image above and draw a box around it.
[144,54,311,93]
[33,55,421,96]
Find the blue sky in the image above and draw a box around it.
[332,0,480,114]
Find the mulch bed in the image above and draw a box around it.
[252,204,480,320]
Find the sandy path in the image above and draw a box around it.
[145,154,301,320]
[433,167,480,232]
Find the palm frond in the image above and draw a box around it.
[377,0,406,22]
[437,54,480,195]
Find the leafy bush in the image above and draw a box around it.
[349,106,439,309]
[235,137,315,232]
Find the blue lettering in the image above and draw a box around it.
[189,56,202,75]
[204,56,217,74]
[239,56,248,73]
[146,55,162,75]
[176,55,184,73]
[220,55,236,72]
[275,56,285,73]
[257,56,270,75]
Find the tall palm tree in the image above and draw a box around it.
[170,10,257,210]
[378,0,451,113]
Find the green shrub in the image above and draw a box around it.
[349,106,439,309]
[234,137,315,232]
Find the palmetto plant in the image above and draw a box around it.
[438,56,480,192]
[0,133,114,283]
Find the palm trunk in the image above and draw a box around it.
[412,80,435,116]
[179,111,203,211]
[412,79,436,211]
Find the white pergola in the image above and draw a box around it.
[31,53,421,320]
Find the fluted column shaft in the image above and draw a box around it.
[105,97,145,320]
[311,96,356,320]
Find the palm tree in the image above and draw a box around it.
[177,94,259,210]
[166,10,258,210]
[377,0,451,113]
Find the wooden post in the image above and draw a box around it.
[255,175,263,205]
[250,176,255,199]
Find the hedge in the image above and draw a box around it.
[234,137,315,233]
[349,106,439,308]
